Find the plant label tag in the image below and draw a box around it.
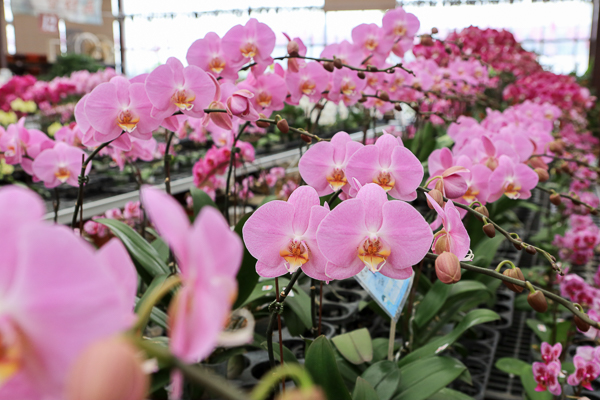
[354,267,413,322]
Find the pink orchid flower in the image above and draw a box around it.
[298,131,363,196]
[283,33,307,73]
[0,186,136,400]
[187,32,239,80]
[382,8,420,45]
[242,186,331,281]
[453,155,491,206]
[540,342,562,364]
[54,123,84,147]
[83,76,161,143]
[321,40,363,67]
[576,346,600,363]
[141,186,243,399]
[316,183,433,280]
[0,118,30,165]
[345,134,423,201]
[32,142,90,188]
[567,355,600,390]
[488,155,539,202]
[327,69,367,106]
[533,361,561,395]
[238,72,287,116]
[351,24,394,67]
[285,61,329,105]
[221,18,276,73]
[145,57,217,120]
[425,193,471,261]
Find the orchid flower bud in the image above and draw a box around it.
[502,267,525,293]
[426,189,444,209]
[534,167,549,182]
[66,336,149,400]
[226,90,260,121]
[256,113,270,128]
[287,40,300,56]
[549,193,562,206]
[574,315,591,332]
[527,290,548,313]
[483,223,495,238]
[277,119,290,134]
[204,101,233,130]
[435,252,461,284]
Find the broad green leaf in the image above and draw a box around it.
[414,280,452,327]
[471,235,504,268]
[151,236,169,263]
[191,187,218,219]
[260,341,299,364]
[398,309,500,367]
[232,212,260,309]
[372,338,398,362]
[555,320,572,345]
[353,377,380,400]
[427,388,475,400]
[361,361,401,400]
[520,365,553,400]
[98,218,169,281]
[394,356,466,400]
[332,328,373,365]
[448,280,490,298]
[495,357,529,376]
[135,274,169,313]
[526,319,550,343]
[562,361,575,375]
[284,281,313,332]
[305,336,352,400]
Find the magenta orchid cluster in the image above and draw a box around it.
[414,27,541,78]
[559,269,600,339]
[0,69,117,116]
[533,342,600,395]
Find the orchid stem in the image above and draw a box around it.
[318,281,323,336]
[71,139,113,229]
[424,253,600,329]
[224,121,251,225]
[164,131,175,195]
[275,277,285,393]
[266,269,303,370]
[53,187,60,223]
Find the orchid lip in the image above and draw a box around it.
[116,110,139,133]
[280,239,309,273]
[373,170,395,192]
[358,236,391,273]
[326,168,347,191]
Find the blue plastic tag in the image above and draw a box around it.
[354,268,414,322]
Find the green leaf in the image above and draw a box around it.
[151,236,170,263]
[372,338,397,363]
[398,309,500,367]
[526,319,550,343]
[495,357,529,376]
[332,328,373,365]
[232,212,260,309]
[562,361,575,375]
[305,336,352,400]
[284,281,313,332]
[394,356,466,400]
[353,377,380,400]
[260,341,299,364]
[448,280,490,298]
[361,361,401,400]
[414,280,452,327]
[98,218,169,281]
[471,235,504,268]
[427,388,475,400]
[191,187,218,219]
[555,320,572,345]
